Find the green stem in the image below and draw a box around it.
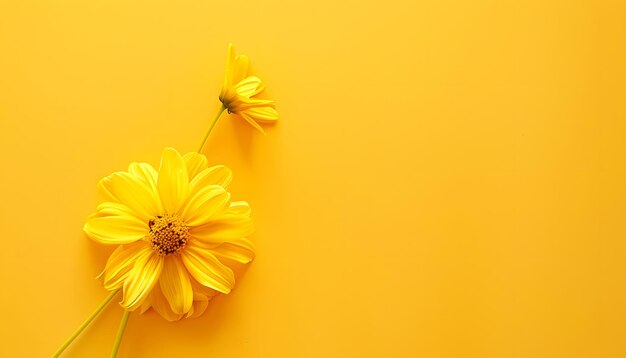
[198,104,226,153]
[52,290,119,357]
[110,310,130,357]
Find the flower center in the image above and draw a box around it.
[148,214,189,256]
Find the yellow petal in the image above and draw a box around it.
[211,238,256,264]
[158,147,190,214]
[188,165,233,194]
[128,162,158,192]
[182,152,208,180]
[181,185,230,227]
[139,298,152,314]
[95,201,141,219]
[227,201,251,217]
[194,201,252,232]
[121,250,163,311]
[190,275,219,297]
[239,112,266,134]
[245,107,279,123]
[225,43,236,82]
[102,242,150,290]
[190,214,253,244]
[232,53,250,84]
[220,43,237,99]
[186,279,218,318]
[186,291,209,319]
[84,212,148,245]
[160,256,193,314]
[229,98,274,116]
[187,278,218,319]
[181,245,234,294]
[109,172,162,221]
[97,176,118,202]
[235,76,265,98]
[150,284,183,321]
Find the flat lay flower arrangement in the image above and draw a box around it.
[53,43,278,357]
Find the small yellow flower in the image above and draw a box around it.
[84,147,255,321]
[219,43,278,134]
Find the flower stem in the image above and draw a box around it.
[110,310,130,357]
[198,104,226,153]
[52,290,119,357]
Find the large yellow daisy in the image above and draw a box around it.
[219,43,279,134]
[84,147,255,321]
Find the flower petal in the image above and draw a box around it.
[220,43,237,99]
[236,75,265,98]
[95,201,142,219]
[190,214,253,244]
[128,162,158,192]
[238,112,266,134]
[245,107,279,123]
[232,53,249,84]
[195,201,252,232]
[186,279,218,319]
[186,292,208,319]
[160,256,193,314]
[211,238,256,264]
[150,284,183,321]
[191,276,219,297]
[84,211,148,245]
[101,242,150,291]
[189,165,233,194]
[109,172,162,221]
[235,96,275,110]
[97,176,118,202]
[182,152,208,180]
[181,245,234,294]
[121,251,163,311]
[227,201,251,217]
[158,147,190,214]
[181,185,230,227]
[139,297,152,314]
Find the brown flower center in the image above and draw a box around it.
[148,214,189,256]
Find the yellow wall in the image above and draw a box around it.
[0,0,624,356]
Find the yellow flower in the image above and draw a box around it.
[84,147,255,321]
[219,43,279,134]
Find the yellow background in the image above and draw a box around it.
[0,0,625,357]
